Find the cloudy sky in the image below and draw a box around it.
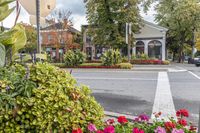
[3,0,156,31]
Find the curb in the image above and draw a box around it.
[104,111,137,121]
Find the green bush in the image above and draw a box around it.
[101,49,122,66]
[0,63,104,132]
[118,63,132,69]
[162,60,170,65]
[64,50,86,67]
[80,63,102,67]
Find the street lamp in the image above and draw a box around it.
[126,23,132,62]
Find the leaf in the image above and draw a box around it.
[0,24,27,58]
[0,43,6,67]
[0,0,15,21]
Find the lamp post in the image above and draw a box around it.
[126,23,132,62]
[36,0,41,54]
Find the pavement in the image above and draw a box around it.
[68,63,200,125]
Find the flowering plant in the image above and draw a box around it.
[73,109,197,133]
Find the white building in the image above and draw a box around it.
[82,20,168,61]
[133,20,168,61]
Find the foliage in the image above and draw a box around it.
[153,0,200,62]
[118,63,132,69]
[0,43,5,67]
[0,0,16,67]
[130,59,168,65]
[14,53,47,63]
[80,63,102,67]
[84,0,141,48]
[101,49,122,66]
[76,109,196,133]
[19,24,37,53]
[0,63,104,132]
[0,0,15,22]
[64,50,86,66]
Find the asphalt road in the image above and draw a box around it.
[70,64,200,125]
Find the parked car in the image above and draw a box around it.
[195,58,200,67]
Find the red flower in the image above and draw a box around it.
[106,119,115,125]
[97,130,104,133]
[176,109,189,117]
[72,128,82,133]
[189,126,197,131]
[132,127,145,133]
[117,116,128,124]
[178,119,187,126]
[164,122,176,130]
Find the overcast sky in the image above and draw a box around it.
[3,0,156,31]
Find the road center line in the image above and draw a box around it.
[151,72,176,121]
[188,71,200,80]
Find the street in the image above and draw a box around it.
[70,63,200,124]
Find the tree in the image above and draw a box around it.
[150,0,200,62]
[45,9,73,60]
[84,0,141,48]
[19,24,37,53]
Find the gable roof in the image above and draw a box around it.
[142,20,168,32]
[41,23,80,34]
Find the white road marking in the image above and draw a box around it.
[151,72,177,121]
[188,71,200,80]
[75,77,157,81]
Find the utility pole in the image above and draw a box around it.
[126,23,131,62]
[36,0,41,54]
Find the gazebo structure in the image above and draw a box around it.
[133,20,168,61]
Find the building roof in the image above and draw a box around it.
[142,20,168,32]
[41,23,80,34]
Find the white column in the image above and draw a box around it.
[162,32,166,61]
[144,40,148,55]
[132,42,136,55]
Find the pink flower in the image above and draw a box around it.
[171,129,184,133]
[87,123,97,132]
[138,114,149,121]
[104,126,115,133]
[106,119,115,125]
[132,127,145,133]
[154,126,166,133]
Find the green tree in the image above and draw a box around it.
[149,0,200,62]
[85,0,141,48]
[19,24,37,53]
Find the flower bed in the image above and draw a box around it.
[130,60,170,65]
[72,109,197,133]
[52,63,133,69]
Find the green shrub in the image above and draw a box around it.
[101,49,122,66]
[0,63,104,132]
[80,63,102,67]
[162,60,170,65]
[118,63,132,69]
[122,56,128,63]
[64,50,86,67]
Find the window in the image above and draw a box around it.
[48,34,53,42]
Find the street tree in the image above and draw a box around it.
[20,24,37,53]
[45,9,73,60]
[84,0,141,48]
[149,0,200,62]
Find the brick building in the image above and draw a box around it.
[41,23,81,61]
